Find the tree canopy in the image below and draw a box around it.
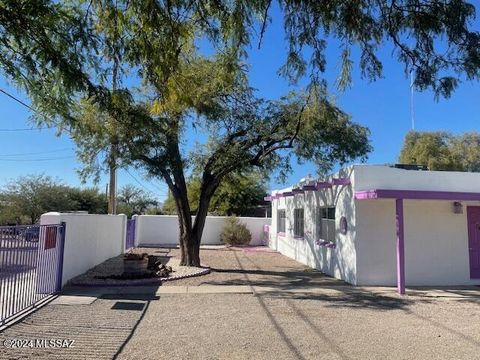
[399,131,480,171]
[2,0,480,265]
[163,172,269,217]
[0,174,107,224]
[117,185,160,217]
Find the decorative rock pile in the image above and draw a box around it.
[147,255,173,277]
[120,252,173,279]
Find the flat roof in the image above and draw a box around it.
[355,189,480,201]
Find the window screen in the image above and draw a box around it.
[293,208,304,238]
[277,209,286,233]
[316,207,336,242]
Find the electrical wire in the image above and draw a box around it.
[0,156,75,162]
[0,147,73,157]
[124,169,168,197]
[0,88,48,131]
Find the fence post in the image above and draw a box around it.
[56,222,66,292]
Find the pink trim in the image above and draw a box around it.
[396,199,405,295]
[355,189,480,201]
[467,207,480,278]
[332,178,351,185]
[316,181,333,189]
[315,239,336,248]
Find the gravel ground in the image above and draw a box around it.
[161,246,341,288]
[1,247,480,360]
[67,247,208,286]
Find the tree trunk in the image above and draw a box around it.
[173,175,219,267]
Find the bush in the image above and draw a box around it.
[220,217,252,245]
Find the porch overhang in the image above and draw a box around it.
[354,188,480,296]
[355,189,480,201]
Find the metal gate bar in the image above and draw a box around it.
[0,223,66,324]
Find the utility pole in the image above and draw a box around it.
[410,70,415,131]
[108,2,120,215]
[107,49,119,215]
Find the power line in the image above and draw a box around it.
[124,169,168,197]
[0,156,75,162]
[0,88,36,112]
[0,88,48,131]
[0,127,48,132]
[0,147,73,157]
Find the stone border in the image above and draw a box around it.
[69,267,211,287]
[161,267,211,282]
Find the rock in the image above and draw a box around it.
[147,255,163,270]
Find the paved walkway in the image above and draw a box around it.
[1,247,480,359]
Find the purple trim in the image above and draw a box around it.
[264,196,273,202]
[282,191,295,197]
[56,222,66,291]
[316,181,333,190]
[292,188,304,194]
[302,184,317,191]
[467,207,480,278]
[332,177,351,185]
[315,239,336,248]
[275,193,284,198]
[396,199,405,295]
[355,189,480,201]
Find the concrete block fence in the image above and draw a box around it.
[39,213,271,287]
[40,212,127,286]
[134,215,271,247]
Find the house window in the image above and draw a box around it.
[277,209,286,233]
[293,208,304,238]
[316,207,336,242]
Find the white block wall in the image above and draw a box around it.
[270,167,358,285]
[356,199,480,286]
[269,164,480,287]
[40,212,127,286]
[135,215,271,246]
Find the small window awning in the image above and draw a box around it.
[355,189,480,201]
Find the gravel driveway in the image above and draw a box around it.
[1,247,480,360]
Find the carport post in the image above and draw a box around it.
[396,198,405,294]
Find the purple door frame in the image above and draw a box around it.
[396,199,406,294]
[467,206,480,279]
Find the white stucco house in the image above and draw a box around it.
[265,165,480,293]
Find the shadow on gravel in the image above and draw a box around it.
[263,290,418,310]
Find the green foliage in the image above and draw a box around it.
[220,217,252,245]
[162,172,268,216]
[117,185,159,217]
[3,0,480,263]
[0,174,107,224]
[399,131,480,172]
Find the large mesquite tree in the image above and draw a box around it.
[1,1,480,265]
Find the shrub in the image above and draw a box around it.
[220,217,252,245]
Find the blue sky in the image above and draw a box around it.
[0,7,478,202]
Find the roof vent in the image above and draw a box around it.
[393,164,429,171]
